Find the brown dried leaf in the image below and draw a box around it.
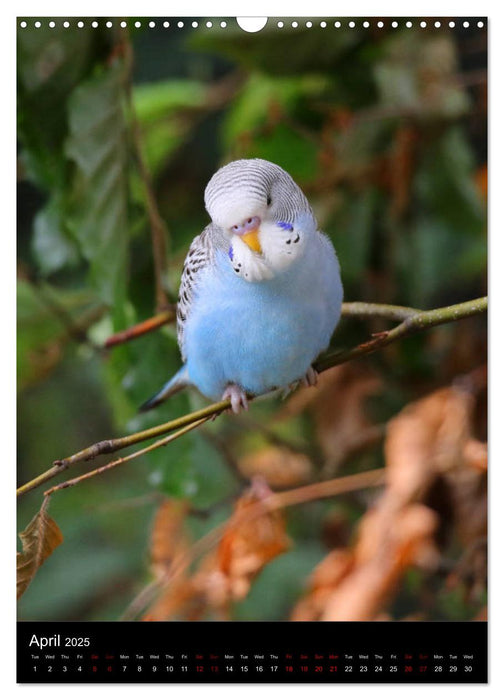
[149,498,191,578]
[384,386,474,504]
[17,500,63,599]
[238,446,312,487]
[463,438,487,472]
[321,504,438,621]
[142,499,195,621]
[291,550,354,621]
[195,484,291,605]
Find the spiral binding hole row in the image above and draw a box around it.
[18,19,486,30]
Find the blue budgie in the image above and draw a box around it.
[141,158,343,414]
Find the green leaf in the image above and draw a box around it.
[17,280,99,391]
[330,188,379,284]
[131,80,206,176]
[17,23,96,189]
[32,199,80,275]
[223,73,329,148]
[244,123,319,182]
[414,128,486,235]
[65,62,130,310]
[191,22,362,76]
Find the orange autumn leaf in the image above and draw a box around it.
[194,484,292,605]
[291,550,354,621]
[218,488,291,600]
[321,505,439,621]
[292,382,485,622]
[142,498,196,621]
[238,445,312,488]
[149,498,191,578]
[384,385,475,504]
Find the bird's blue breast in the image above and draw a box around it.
[184,234,343,400]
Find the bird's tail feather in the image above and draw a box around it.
[139,365,189,412]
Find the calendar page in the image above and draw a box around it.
[16,15,488,684]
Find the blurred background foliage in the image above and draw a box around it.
[17,18,487,622]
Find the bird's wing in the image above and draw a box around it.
[177,224,216,361]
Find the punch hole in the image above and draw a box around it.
[236,17,267,33]
[320,21,327,28]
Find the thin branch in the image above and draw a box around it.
[104,308,176,348]
[101,301,421,351]
[316,296,487,373]
[43,417,210,497]
[341,301,419,322]
[121,29,171,311]
[17,295,487,498]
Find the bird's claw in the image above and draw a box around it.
[302,366,319,388]
[280,367,319,400]
[222,384,249,414]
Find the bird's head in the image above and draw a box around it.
[204,159,315,257]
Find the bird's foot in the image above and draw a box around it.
[280,367,318,400]
[222,384,249,414]
[301,366,319,388]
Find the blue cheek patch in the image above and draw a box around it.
[277,221,294,232]
[228,245,234,261]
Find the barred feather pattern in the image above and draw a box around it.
[176,225,216,361]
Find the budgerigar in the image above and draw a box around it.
[141,158,343,414]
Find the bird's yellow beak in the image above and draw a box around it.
[240,228,262,253]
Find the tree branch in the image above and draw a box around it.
[101,301,421,350]
[104,308,176,348]
[122,28,171,311]
[43,417,210,497]
[16,295,487,498]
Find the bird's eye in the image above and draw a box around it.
[266,196,272,206]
